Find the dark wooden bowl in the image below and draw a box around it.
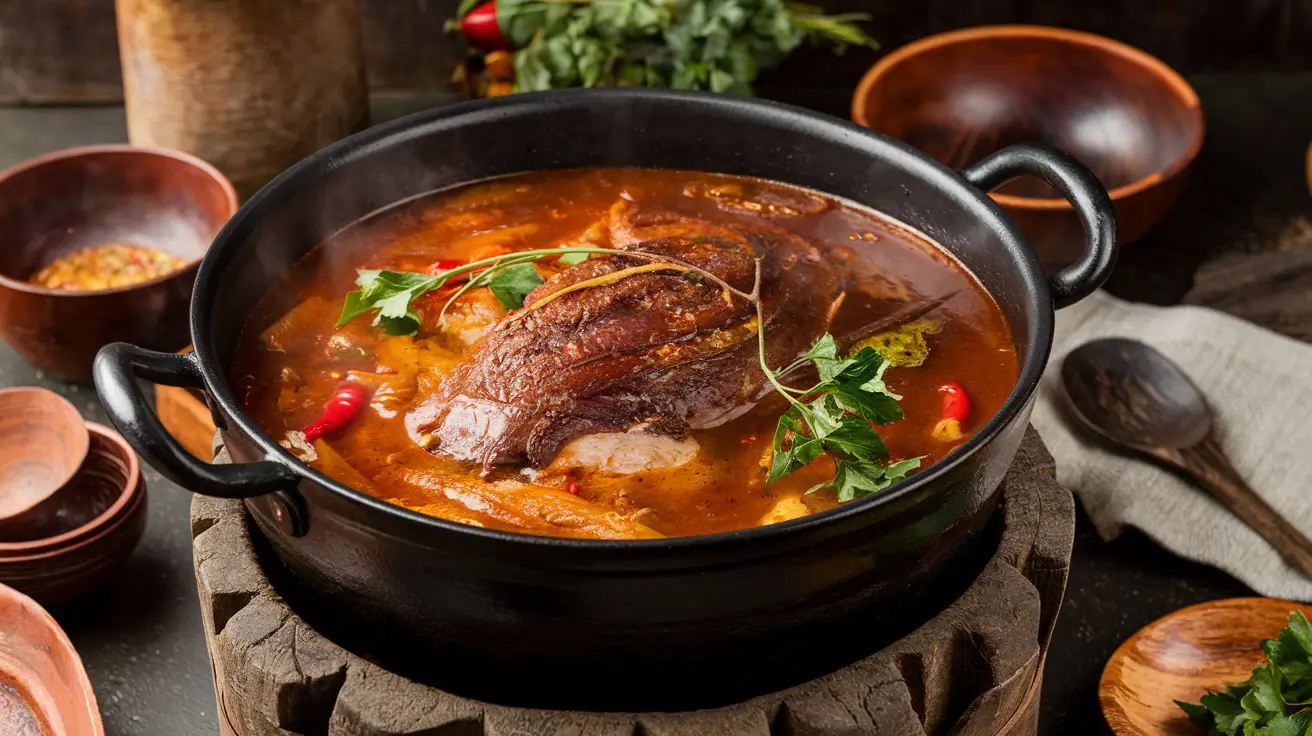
[0,145,237,380]
[0,423,147,607]
[852,25,1204,272]
[0,582,103,735]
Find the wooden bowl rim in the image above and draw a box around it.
[0,386,90,520]
[0,422,142,554]
[0,581,104,735]
[0,143,238,297]
[0,484,144,570]
[1098,596,1312,736]
[851,24,1205,211]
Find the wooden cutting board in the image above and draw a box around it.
[154,346,216,461]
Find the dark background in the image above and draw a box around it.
[2,0,1310,105]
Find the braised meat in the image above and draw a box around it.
[406,200,841,470]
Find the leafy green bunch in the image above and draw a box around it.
[469,0,876,94]
[1179,611,1312,736]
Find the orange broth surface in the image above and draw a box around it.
[230,169,1019,539]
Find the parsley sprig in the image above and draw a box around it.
[759,333,921,501]
[1178,610,1312,736]
[337,247,617,336]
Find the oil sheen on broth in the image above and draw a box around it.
[230,169,1019,540]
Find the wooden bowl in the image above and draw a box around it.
[852,25,1204,272]
[0,581,103,735]
[0,145,237,380]
[0,423,147,606]
[0,388,90,536]
[1100,597,1312,735]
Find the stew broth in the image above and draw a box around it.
[231,169,1018,539]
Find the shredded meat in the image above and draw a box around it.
[406,199,840,470]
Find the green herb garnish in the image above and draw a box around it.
[1178,611,1312,735]
[458,0,877,96]
[760,332,920,501]
[337,247,619,336]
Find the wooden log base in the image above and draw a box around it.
[194,428,1073,736]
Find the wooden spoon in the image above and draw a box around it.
[1061,337,1312,579]
[1101,597,1312,735]
[0,388,89,527]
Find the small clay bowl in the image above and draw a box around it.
[0,423,147,607]
[0,388,90,537]
[0,581,104,735]
[852,25,1204,272]
[1100,597,1312,735]
[0,145,238,380]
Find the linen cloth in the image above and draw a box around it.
[1031,289,1312,601]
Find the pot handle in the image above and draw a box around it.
[93,343,298,499]
[960,143,1118,308]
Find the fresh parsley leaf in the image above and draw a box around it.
[820,413,887,461]
[557,251,590,265]
[810,457,921,502]
[766,405,824,483]
[337,290,374,328]
[809,346,903,425]
[1181,611,1312,734]
[336,269,445,336]
[486,262,545,310]
[1258,712,1312,736]
[1244,664,1287,715]
[1202,689,1254,734]
[1174,699,1213,728]
[764,332,919,502]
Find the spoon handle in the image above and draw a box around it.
[1161,436,1312,579]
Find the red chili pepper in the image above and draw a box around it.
[564,473,580,495]
[425,259,465,275]
[302,382,370,443]
[932,381,971,442]
[460,3,507,51]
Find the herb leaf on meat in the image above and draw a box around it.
[486,262,547,309]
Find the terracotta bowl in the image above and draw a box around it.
[0,145,237,380]
[852,25,1204,272]
[0,423,147,606]
[0,581,103,735]
[0,387,90,537]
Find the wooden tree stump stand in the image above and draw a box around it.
[193,428,1073,736]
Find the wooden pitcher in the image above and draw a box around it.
[115,0,369,200]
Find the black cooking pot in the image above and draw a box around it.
[94,90,1114,710]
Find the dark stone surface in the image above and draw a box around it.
[0,72,1305,734]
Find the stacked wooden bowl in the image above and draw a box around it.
[0,388,147,606]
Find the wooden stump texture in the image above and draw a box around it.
[194,427,1073,736]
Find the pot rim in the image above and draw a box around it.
[193,88,1053,553]
[851,24,1205,211]
[0,143,238,298]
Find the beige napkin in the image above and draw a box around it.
[1031,290,1312,601]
